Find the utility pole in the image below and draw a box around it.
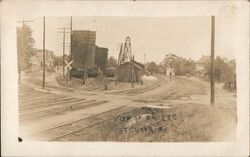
[210,16,215,106]
[143,53,146,72]
[58,28,70,77]
[116,43,123,85]
[143,53,146,65]
[70,16,72,60]
[131,55,135,88]
[63,28,65,77]
[42,16,46,89]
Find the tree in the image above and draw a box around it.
[221,59,235,83]
[204,56,236,82]
[17,24,35,75]
[162,54,196,76]
[163,53,178,69]
[146,61,159,74]
[107,56,118,68]
[214,57,225,82]
[181,58,196,75]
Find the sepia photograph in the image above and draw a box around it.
[18,16,237,142]
[1,0,249,156]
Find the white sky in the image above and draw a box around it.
[18,16,237,63]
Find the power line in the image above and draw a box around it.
[16,20,34,24]
[70,16,72,60]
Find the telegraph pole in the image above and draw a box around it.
[42,16,46,89]
[143,53,146,65]
[115,43,123,85]
[143,53,146,72]
[210,16,215,106]
[70,16,72,60]
[58,28,70,77]
[63,28,65,77]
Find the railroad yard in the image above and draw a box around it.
[19,72,236,142]
[17,17,237,142]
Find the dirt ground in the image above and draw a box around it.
[18,71,237,142]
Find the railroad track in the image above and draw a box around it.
[108,76,167,95]
[19,98,90,115]
[19,95,64,105]
[29,106,138,141]
[125,80,165,96]
[20,100,107,122]
[19,97,86,111]
[20,96,73,106]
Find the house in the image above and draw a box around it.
[166,67,174,76]
[196,55,210,78]
[157,64,174,76]
[158,65,166,75]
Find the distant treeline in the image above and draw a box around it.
[106,54,236,83]
[144,54,236,83]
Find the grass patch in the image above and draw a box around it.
[62,105,236,142]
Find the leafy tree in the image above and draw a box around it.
[214,57,225,82]
[17,24,35,74]
[158,62,166,75]
[162,54,196,76]
[146,61,159,74]
[204,56,236,82]
[163,53,178,69]
[106,56,118,68]
[221,59,236,83]
[181,58,197,75]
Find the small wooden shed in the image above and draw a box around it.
[117,61,145,82]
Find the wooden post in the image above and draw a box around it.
[143,53,146,72]
[116,44,123,85]
[70,16,72,60]
[115,66,118,85]
[63,28,65,77]
[131,57,135,88]
[42,16,46,89]
[210,16,215,106]
[65,68,69,86]
[57,28,70,77]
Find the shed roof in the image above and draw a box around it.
[120,61,145,70]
